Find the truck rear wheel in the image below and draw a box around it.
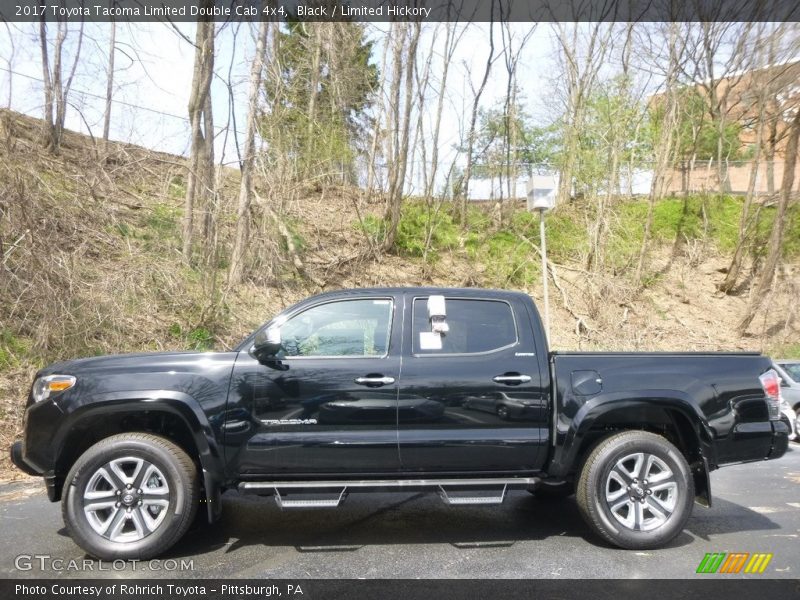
[576,430,694,549]
[62,433,198,560]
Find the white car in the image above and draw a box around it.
[780,398,797,442]
[773,360,800,442]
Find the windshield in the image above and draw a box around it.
[779,363,800,383]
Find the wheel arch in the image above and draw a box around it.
[53,391,223,522]
[551,393,714,506]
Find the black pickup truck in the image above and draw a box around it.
[10,287,789,559]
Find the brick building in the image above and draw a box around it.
[660,61,800,195]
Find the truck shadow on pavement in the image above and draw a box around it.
[161,490,782,560]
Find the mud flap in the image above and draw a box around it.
[693,455,712,508]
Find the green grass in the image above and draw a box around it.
[770,343,800,360]
[0,329,31,371]
[145,202,181,234]
[356,195,799,286]
[167,323,215,351]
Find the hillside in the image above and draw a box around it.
[1,109,798,481]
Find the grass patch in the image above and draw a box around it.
[769,342,800,360]
[0,329,30,371]
[145,202,181,234]
[166,322,216,351]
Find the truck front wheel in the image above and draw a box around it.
[62,433,199,560]
[576,431,694,549]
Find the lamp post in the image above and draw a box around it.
[527,180,555,342]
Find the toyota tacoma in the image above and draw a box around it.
[10,287,789,559]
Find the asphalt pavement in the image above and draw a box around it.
[1,445,798,579]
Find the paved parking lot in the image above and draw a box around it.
[1,445,798,579]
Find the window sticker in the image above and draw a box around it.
[419,331,442,350]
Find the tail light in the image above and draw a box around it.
[759,369,781,420]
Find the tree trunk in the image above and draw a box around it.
[103,20,116,144]
[38,18,55,149]
[306,25,322,148]
[719,91,766,293]
[461,20,495,224]
[228,21,269,286]
[737,108,800,335]
[182,19,215,261]
[383,23,420,252]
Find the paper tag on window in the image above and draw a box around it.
[419,332,442,350]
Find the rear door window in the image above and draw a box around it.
[412,298,517,355]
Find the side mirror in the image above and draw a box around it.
[251,325,282,362]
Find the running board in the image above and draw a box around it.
[238,477,537,509]
[239,476,539,491]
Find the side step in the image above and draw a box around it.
[274,488,347,509]
[438,484,507,505]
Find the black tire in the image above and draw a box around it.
[576,430,694,550]
[62,433,199,560]
[496,405,509,420]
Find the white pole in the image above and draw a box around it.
[539,210,550,342]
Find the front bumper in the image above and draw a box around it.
[9,441,41,476]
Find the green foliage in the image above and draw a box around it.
[396,203,460,259]
[186,327,214,351]
[357,195,798,289]
[0,329,30,370]
[770,343,800,359]
[261,23,378,182]
[651,86,744,163]
[145,203,180,234]
[167,175,186,199]
[278,218,306,254]
[571,75,650,196]
[469,97,560,180]
[476,231,540,286]
[164,321,216,352]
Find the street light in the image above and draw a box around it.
[527,181,555,342]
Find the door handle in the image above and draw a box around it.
[493,374,532,385]
[355,376,396,386]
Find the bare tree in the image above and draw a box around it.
[182,19,216,260]
[102,19,116,144]
[3,23,15,108]
[499,20,535,223]
[738,105,800,335]
[635,23,684,284]
[229,21,269,286]
[720,24,800,293]
[39,16,85,153]
[552,22,614,206]
[383,22,421,252]
[460,18,496,223]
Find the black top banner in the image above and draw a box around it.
[3,0,800,23]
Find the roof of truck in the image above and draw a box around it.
[308,287,530,299]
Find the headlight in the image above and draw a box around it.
[32,375,76,402]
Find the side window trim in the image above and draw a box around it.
[280,297,395,360]
[410,296,519,358]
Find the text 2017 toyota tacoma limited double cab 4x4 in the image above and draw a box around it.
[11,287,789,559]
